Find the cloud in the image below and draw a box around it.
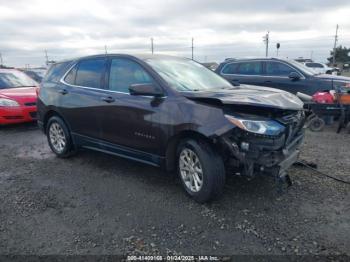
[0,0,350,67]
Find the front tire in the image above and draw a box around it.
[177,139,225,203]
[46,116,75,158]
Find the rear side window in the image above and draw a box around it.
[221,63,239,74]
[237,62,262,75]
[265,62,296,76]
[109,58,153,93]
[44,62,72,83]
[305,63,323,68]
[75,59,106,89]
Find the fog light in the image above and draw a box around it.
[241,142,249,151]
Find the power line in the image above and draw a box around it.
[151,38,154,54]
[332,24,339,64]
[191,37,194,60]
[263,31,270,57]
[44,50,49,65]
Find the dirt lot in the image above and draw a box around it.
[0,123,349,256]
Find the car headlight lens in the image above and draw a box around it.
[225,115,285,136]
[0,98,20,107]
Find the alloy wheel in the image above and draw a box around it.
[49,122,66,153]
[179,148,204,193]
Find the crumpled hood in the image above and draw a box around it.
[181,85,304,110]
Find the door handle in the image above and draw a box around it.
[101,96,115,103]
[58,89,68,95]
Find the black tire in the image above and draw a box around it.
[46,116,75,158]
[177,139,225,203]
[309,117,325,132]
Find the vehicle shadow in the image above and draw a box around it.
[71,148,281,205]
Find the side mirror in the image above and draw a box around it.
[289,72,301,81]
[129,84,164,97]
[129,83,164,97]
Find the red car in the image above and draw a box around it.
[0,69,39,125]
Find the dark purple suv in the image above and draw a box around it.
[37,54,305,202]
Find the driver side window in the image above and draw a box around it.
[109,58,154,93]
[265,62,296,77]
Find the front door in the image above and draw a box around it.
[98,57,164,156]
[262,61,309,94]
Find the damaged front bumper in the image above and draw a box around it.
[219,130,304,180]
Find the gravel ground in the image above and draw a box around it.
[0,123,349,256]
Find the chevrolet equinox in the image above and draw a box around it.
[37,54,305,203]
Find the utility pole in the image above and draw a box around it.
[191,38,194,60]
[44,50,49,65]
[332,24,339,65]
[0,52,3,66]
[151,38,154,54]
[263,31,270,57]
[104,45,108,54]
[310,50,314,60]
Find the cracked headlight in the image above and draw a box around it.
[225,115,285,136]
[0,98,20,107]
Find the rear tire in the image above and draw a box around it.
[46,116,75,158]
[309,117,325,132]
[177,139,225,203]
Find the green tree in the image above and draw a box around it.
[327,45,350,63]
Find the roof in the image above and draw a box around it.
[53,53,188,65]
[219,57,292,66]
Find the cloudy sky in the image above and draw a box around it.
[1,0,350,67]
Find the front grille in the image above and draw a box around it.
[278,111,305,146]
[29,111,37,119]
[24,102,36,106]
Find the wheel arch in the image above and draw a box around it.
[43,110,70,134]
[164,130,215,172]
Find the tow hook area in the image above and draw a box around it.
[275,171,293,193]
[275,149,300,191]
[221,136,299,190]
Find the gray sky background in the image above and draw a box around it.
[1,0,350,67]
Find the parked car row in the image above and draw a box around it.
[1,54,350,202]
[0,69,39,125]
[215,58,350,95]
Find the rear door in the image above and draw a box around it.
[59,57,109,139]
[262,61,309,94]
[220,61,264,86]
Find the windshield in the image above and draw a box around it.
[288,60,318,75]
[0,70,38,89]
[145,57,233,91]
